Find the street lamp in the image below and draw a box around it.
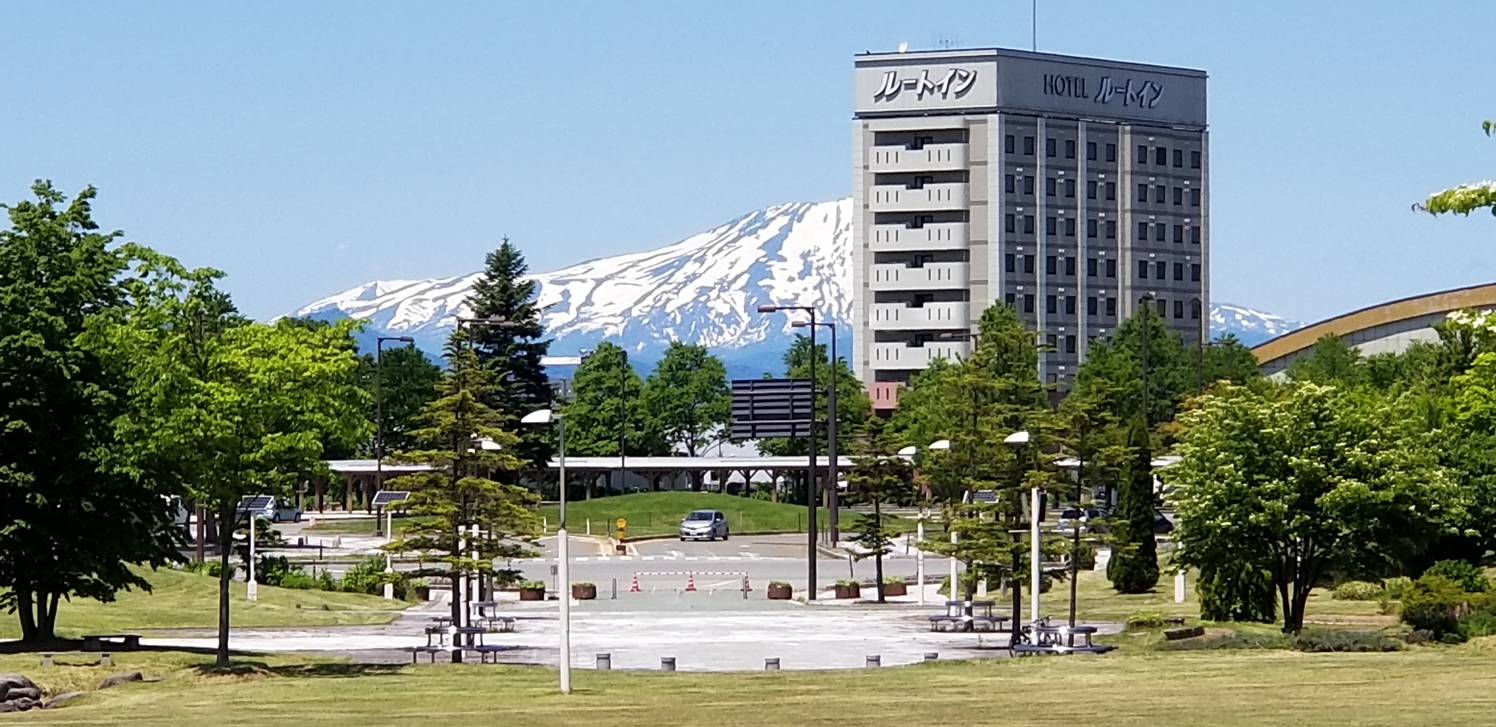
[922,438,960,601]
[757,303,822,599]
[1003,430,1039,636]
[522,408,570,695]
[375,335,415,600]
[792,319,841,544]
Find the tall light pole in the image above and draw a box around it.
[522,408,569,694]
[758,303,820,599]
[1003,430,1038,629]
[793,319,840,544]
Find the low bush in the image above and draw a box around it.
[1331,581,1383,601]
[1288,630,1400,653]
[184,559,225,579]
[1160,632,1288,651]
[1125,611,1167,629]
[1458,610,1496,640]
[1424,560,1490,595]
[520,580,546,590]
[1405,629,1435,645]
[883,576,906,585]
[1400,574,1482,637]
[835,579,860,587]
[1382,576,1413,600]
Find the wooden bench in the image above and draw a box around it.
[82,634,141,651]
[478,616,516,633]
[40,651,112,667]
[407,646,445,664]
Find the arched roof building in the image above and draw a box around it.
[1252,283,1496,375]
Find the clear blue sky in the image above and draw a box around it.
[2,1,1492,323]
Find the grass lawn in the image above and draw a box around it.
[0,568,405,640]
[9,647,1496,725]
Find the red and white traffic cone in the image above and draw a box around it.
[685,572,697,592]
[629,573,641,593]
[743,575,751,593]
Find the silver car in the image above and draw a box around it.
[679,510,729,541]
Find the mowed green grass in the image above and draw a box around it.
[10,648,1496,726]
[0,568,404,639]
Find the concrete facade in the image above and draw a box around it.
[852,48,1209,406]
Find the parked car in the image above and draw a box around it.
[679,510,729,541]
[1056,507,1110,535]
[251,498,303,523]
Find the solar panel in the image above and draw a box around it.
[371,490,411,507]
[964,490,998,504]
[236,495,274,513]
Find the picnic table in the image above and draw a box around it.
[1015,623,1116,655]
[928,600,1010,632]
[413,625,514,664]
[82,634,141,651]
[469,601,516,633]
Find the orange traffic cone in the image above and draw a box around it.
[629,573,641,593]
[685,572,697,592]
[743,575,752,593]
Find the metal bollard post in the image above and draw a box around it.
[765,658,780,670]
[661,657,676,672]
[612,576,618,600]
[865,655,881,668]
[596,653,611,670]
[924,652,939,662]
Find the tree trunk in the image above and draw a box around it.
[1010,546,1024,642]
[451,520,464,664]
[16,588,36,643]
[216,508,234,667]
[39,593,59,640]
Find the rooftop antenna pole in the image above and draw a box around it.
[1032,0,1037,51]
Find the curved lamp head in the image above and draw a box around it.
[1003,430,1031,446]
[897,445,918,456]
[521,409,556,425]
[928,439,951,451]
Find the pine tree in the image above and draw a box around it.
[1107,415,1160,593]
[464,237,554,470]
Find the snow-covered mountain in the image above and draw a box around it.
[291,197,1300,376]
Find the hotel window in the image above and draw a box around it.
[1173,224,1184,243]
[1065,335,1077,354]
[1046,178,1057,197]
[1087,219,1098,238]
[1005,174,1016,194]
[1047,138,1057,157]
[1191,225,1201,244]
[1174,299,1185,319]
[1155,184,1166,202]
[1174,262,1184,281]
[1046,255,1057,275]
[1065,218,1076,237]
[1136,184,1148,204]
[1046,295,1057,314]
[1086,141,1097,161]
[1191,188,1201,207]
[1155,224,1166,242]
[1105,182,1116,201]
[1191,150,1202,168]
[1087,258,1098,277]
[1137,221,1150,239]
[1173,149,1184,168]
[1005,135,1015,154]
[1046,334,1058,350]
[1105,143,1117,162]
[1106,297,1117,316]
[1106,258,1117,278]
[1173,187,1183,206]
[1024,294,1035,313]
[1005,253,1016,273]
[1024,176,1035,195]
[1065,256,1076,276]
[1005,292,1016,307]
[1005,214,1016,233]
[1087,180,1097,200]
[1191,299,1202,320]
[1065,296,1076,315]
[1087,296,1098,315]
[1024,255,1035,273]
[1024,215,1035,234]
[1046,217,1057,236]
[1024,136,1035,155]
[1065,139,1076,159]
[1136,260,1148,279]
[1154,146,1167,165]
[1155,261,1166,279]
[1156,298,1167,316]
[1105,220,1116,239]
[1065,178,1076,198]
[1191,263,1201,282]
[1137,144,1148,163]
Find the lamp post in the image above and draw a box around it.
[793,319,840,544]
[757,303,821,599]
[928,439,954,596]
[522,408,570,694]
[1002,430,1037,638]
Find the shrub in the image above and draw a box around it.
[521,580,546,590]
[1198,561,1276,623]
[768,581,791,588]
[184,559,225,579]
[1382,576,1413,600]
[1160,632,1288,651]
[1458,610,1496,640]
[835,579,861,587]
[1331,581,1384,601]
[1404,629,1434,645]
[1425,560,1489,595]
[1125,611,1168,629]
[1400,574,1480,637]
[255,556,299,587]
[277,571,319,590]
[571,581,595,588]
[1071,540,1098,570]
[1377,593,1396,616]
[883,576,906,585]
[1288,630,1400,653]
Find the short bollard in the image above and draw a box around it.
[765,658,781,671]
[924,652,939,662]
[596,653,611,670]
[661,657,676,672]
[865,655,881,668]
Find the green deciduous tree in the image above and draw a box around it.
[386,347,540,660]
[0,182,183,642]
[367,343,442,455]
[1285,334,1364,386]
[1419,120,1495,217]
[1106,415,1160,594]
[642,342,730,457]
[1070,306,1193,430]
[1169,382,1460,633]
[465,238,554,470]
[110,258,369,665]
